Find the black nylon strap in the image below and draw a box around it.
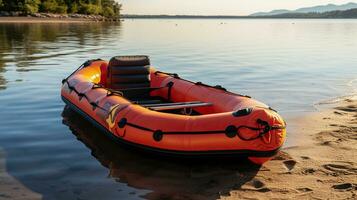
[166,81,174,101]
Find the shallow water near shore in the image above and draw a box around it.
[0,19,356,199]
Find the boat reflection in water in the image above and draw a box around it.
[62,106,261,199]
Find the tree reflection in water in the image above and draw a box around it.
[0,22,120,90]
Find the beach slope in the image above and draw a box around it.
[224,99,356,199]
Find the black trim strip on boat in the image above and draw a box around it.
[61,95,281,158]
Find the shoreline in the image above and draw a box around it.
[1,16,356,23]
[0,17,121,23]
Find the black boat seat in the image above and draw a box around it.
[107,55,151,99]
[142,101,213,111]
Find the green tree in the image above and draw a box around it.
[101,0,122,17]
[102,6,114,17]
[69,2,79,13]
[0,0,122,18]
[40,0,58,13]
[79,2,101,15]
[23,0,41,14]
[40,0,67,14]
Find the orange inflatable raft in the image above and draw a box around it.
[61,56,286,165]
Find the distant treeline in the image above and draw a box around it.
[0,0,121,17]
[123,8,357,19]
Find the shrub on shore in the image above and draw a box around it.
[24,0,41,14]
[0,0,122,18]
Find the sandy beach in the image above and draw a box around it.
[0,99,355,199]
[224,99,357,200]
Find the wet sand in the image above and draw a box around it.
[224,99,357,199]
[0,99,356,199]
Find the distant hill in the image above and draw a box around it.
[123,8,357,19]
[251,2,357,16]
[263,8,357,18]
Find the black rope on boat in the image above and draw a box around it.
[126,122,155,132]
[61,59,102,85]
[120,118,285,142]
[234,119,286,141]
[63,80,111,112]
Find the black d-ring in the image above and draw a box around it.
[153,130,163,142]
[118,118,127,128]
[225,125,237,138]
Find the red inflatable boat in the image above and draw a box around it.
[61,56,286,164]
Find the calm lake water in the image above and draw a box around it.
[0,19,356,199]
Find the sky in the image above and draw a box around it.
[119,0,357,15]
